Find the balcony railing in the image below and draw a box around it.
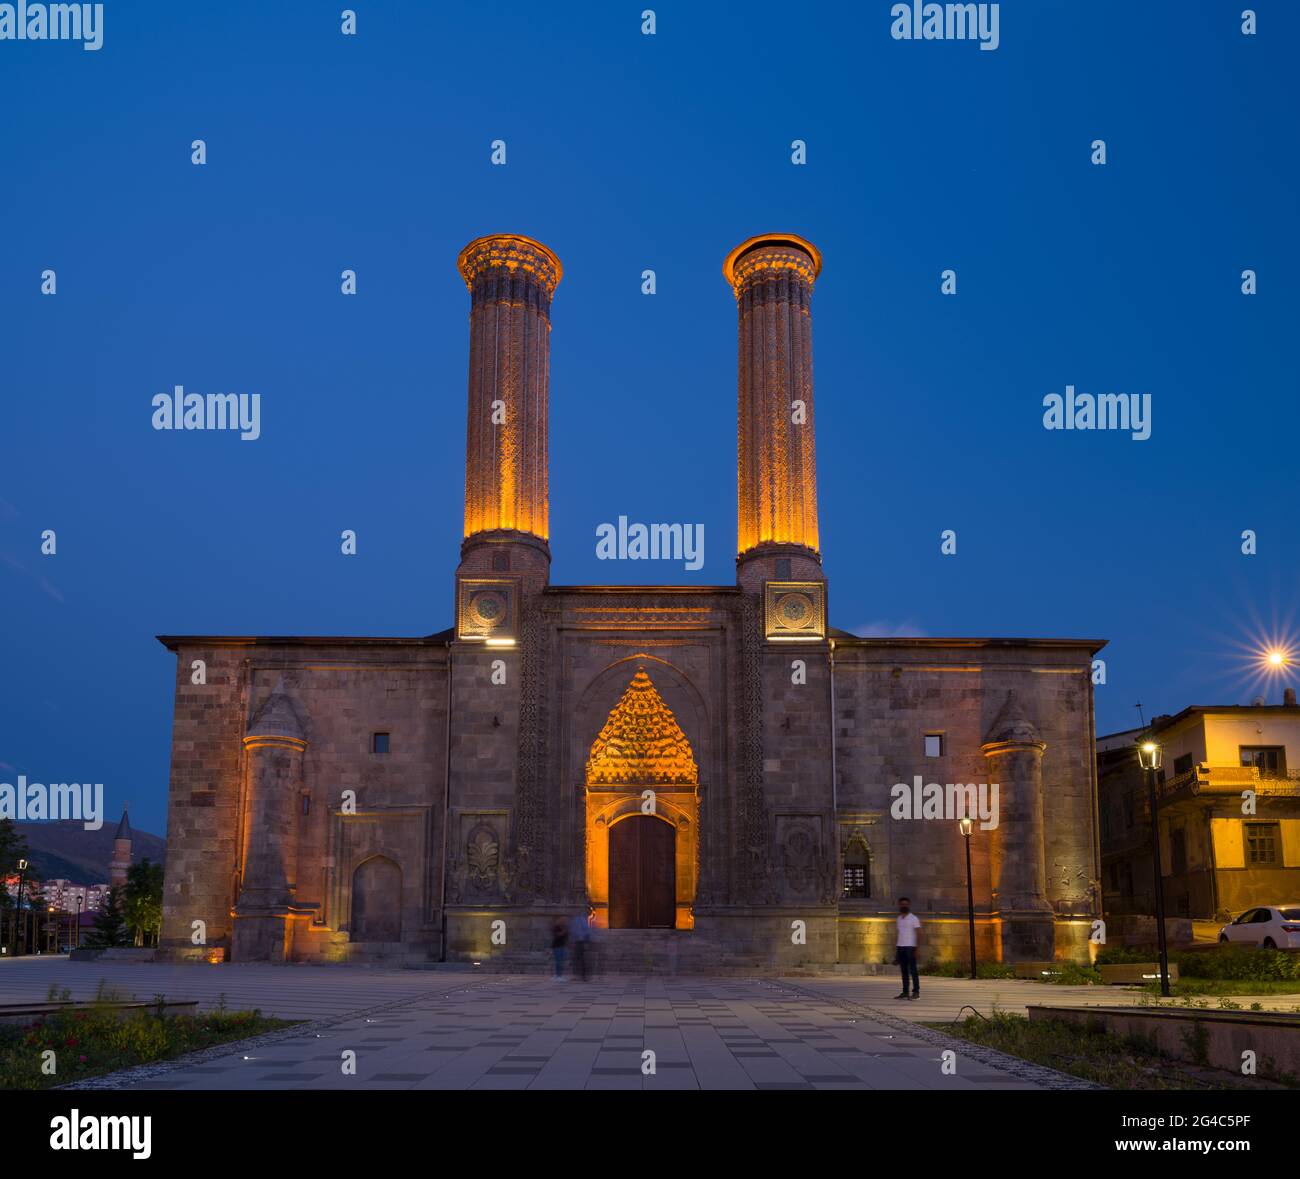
[1156,765,1300,803]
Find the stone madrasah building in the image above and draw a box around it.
[157,233,1105,968]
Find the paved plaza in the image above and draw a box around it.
[2,958,1297,1091]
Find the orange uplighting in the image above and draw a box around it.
[728,234,822,558]
[458,234,559,544]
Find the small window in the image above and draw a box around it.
[1245,821,1280,865]
[1172,753,1194,776]
[301,794,311,816]
[492,552,510,572]
[842,839,871,899]
[1240,746,1286,775]
[775,559,791,579]
[924,734,943,758]
[372,732,390,754]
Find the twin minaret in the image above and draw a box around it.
[454,232,824,628]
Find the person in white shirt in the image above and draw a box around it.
[895,897,922,1000]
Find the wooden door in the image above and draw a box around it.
[609,816,675,929]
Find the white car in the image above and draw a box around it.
[1218,905,1300,949]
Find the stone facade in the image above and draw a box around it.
[156,233,1104,969]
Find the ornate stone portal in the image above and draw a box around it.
[584,666,700,929]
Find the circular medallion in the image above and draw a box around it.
[777,592,813,628]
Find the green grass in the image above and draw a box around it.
[921,960,1018,980]
[935,1011,1297,1090]
[1098,944,1300,982]
[1140,979,1300,1000]
[0,990,293,1089]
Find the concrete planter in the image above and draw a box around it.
[0,999,200,1026]
[1098,962,1179,985]
[1028,1004,1300,1080]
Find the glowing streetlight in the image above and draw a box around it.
[1135,737,1171,996]
[958,816,977,980]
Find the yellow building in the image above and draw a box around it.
[1098,701,1300,924]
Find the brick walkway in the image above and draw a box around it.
[2,965,1070,1091]
[5,959,1293,1091]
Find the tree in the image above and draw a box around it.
[124,859,164,947]
[85,886,129,949]
[0,817,29,907]
[1,819,32,952]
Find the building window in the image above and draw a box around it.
[301,794,310,816]
[842,839,871,899]
[924,733,943,758]
[372,732,390,754]
[775,558,791,579]
[1173,753,1194,776]
[1245,821,1280,866]
[1170,828,1187,876]
[1240,746,1286,776]
[492,552,510,572]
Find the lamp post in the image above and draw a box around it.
[75,894,83,949]
[1137,739,1171,997]
[959,816,977,980]
[14,858,28,957]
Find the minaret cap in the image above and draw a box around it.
[456,233,563,295]
[723,233,822,293]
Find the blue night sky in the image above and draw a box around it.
[2,1,1297,837]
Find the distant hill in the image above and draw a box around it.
[13,820,166,885]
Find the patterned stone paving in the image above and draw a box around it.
[42,972,1084,1091]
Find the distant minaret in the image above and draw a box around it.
[110,806,132,888]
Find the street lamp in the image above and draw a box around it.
[75,894,83,949]
[959,816,977,980]
[14,858,28,957]
[1136,739,1172,997]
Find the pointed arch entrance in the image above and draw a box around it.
[351,855,401,941]
[584,666,700,930]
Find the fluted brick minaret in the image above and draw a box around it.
[724,234,823,592]
[455,234,561,589]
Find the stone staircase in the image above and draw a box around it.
[344,941,440,966]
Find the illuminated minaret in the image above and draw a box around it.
[723,234,824,596]
[110,807,132,888]
[455,234,561,603]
